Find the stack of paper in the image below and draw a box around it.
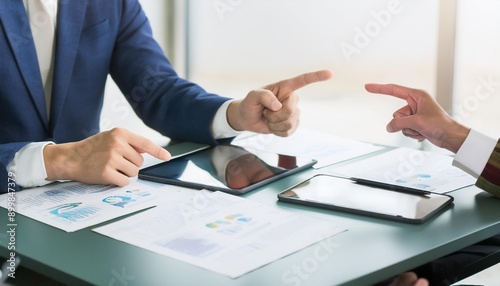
[0,180,346,278]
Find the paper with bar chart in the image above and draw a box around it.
[93,190,347,278]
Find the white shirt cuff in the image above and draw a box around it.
[211,100,242,139]
[453,129,497,178]
[7,142,55,188]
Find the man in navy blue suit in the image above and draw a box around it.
[0,0,332,191]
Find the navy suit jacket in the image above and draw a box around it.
[0,0,230,192]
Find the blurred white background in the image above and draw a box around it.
[101,0,500,150]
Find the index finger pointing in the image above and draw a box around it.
[287,69,333,91]
[270,69,333,96]
[365,83,416,101]
[127,132,171,161]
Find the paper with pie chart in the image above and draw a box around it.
[0,179,165,232]
[329,147,476,194]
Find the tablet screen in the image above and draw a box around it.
[278,174,453,223]
[139,145,317,194]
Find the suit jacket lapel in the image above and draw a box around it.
[0,0,49,129]
[50,0,88,132]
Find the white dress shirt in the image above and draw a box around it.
[8,2,239,188]
[453,129,497,178]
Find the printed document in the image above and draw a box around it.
[93,190,346,278]
[232,129,383,168]
[0,179,173,232]
[330,147,476,194]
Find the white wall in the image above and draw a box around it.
[188,0,439,147]
[190,0,438,89]
[453,0,500,138]
[100,0,500,148]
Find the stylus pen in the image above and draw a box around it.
[350,177,431,196]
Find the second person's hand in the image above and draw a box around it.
[365,83,470,153]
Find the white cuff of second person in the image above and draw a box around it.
[453,129,497,178]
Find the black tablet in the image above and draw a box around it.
[139,144,317,195]
[277,174,454,224]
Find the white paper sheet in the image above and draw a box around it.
[93,190,346,278]
[232,129,383,169]
[0,179,174,232]
[329,147,476,194]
